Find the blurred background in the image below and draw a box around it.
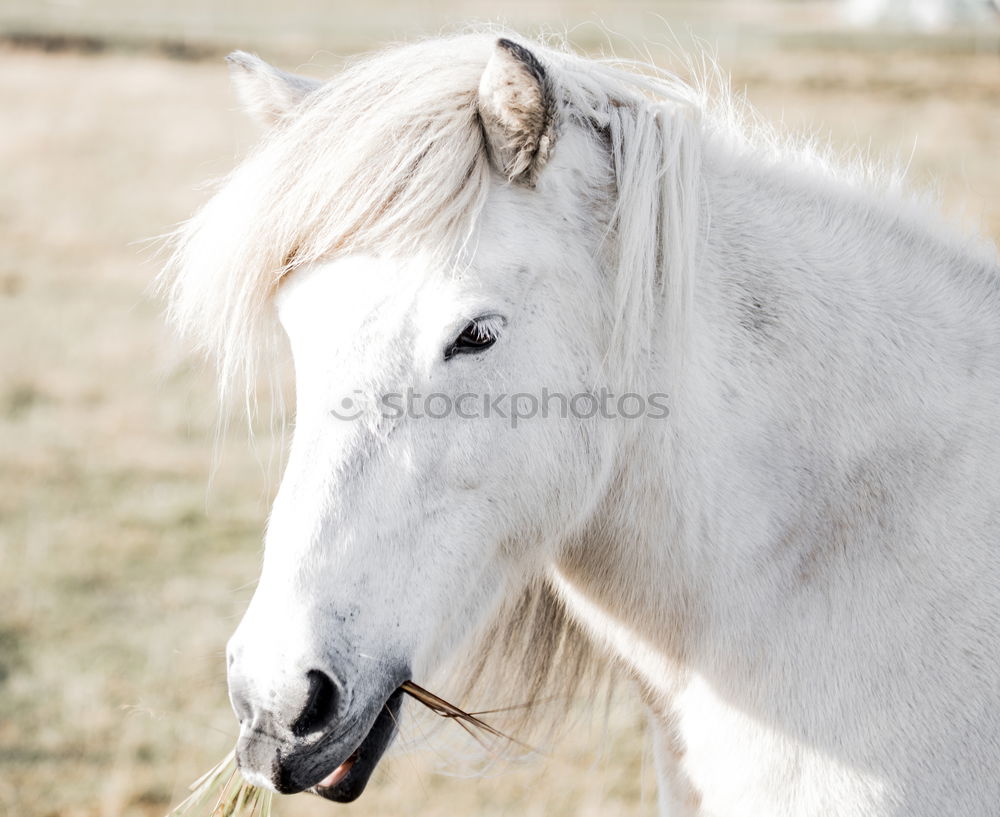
[0,2,998,816]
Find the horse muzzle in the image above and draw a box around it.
[228,657,408,800]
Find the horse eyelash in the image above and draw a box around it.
[469,314,506,339]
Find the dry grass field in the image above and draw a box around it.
[1,3,999,816]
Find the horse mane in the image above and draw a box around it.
[161,28,996,406]
[160,32,713,402]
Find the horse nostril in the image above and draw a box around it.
[291,669,339,737]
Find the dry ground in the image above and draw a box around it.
[1,19,998,817]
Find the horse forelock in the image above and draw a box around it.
[162,37,498,402]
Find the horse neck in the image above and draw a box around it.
[557,140,1000,670]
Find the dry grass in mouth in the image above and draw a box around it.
[165,748,273,817]
[398,681,536,750]
[165,681,525,817]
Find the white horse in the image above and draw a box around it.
[164,33,1000,816]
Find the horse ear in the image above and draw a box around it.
[477,39,557,187]
[226,51,322,126]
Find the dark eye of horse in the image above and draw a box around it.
[444,317,503,361]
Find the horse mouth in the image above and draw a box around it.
[309,687,404,802]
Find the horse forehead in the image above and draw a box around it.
[277,255,419,342]
[473,170,601,272]
[276,254,497,384]
[482,182,556,238]
[276,251,527,339]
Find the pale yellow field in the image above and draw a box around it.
[1,5,999,817]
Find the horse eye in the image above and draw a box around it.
[444,316,504,361]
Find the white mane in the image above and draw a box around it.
[160,33,724,404]
[164,32,997,410]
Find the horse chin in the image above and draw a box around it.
[309,687,404,802]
